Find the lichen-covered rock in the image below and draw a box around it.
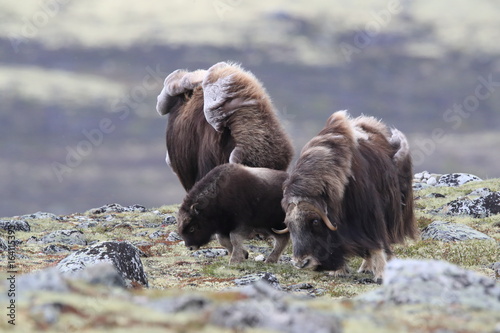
[149,230,167,239]
[21,211,59,220]
[192,248,228,258]
[0,219,30,232]
[358,259,500,310]
[437,173,482,187]
[43,244,72,254]
[421,221,493,242]
[91,203,147,214]
[163,215,177,225]
[234,272,281,289]
[41,230,87,246]
[57,241,148,287]
[440,192,500,218]
[210,282,342,333]
[17,262,126,299]
[166,231,183,242]
[0,237,7,251]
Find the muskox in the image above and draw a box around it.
[275,110,417,282]
[156,62,293,191]
[177,163,289,264]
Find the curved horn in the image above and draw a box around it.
[318,210,337,231]
[272,227,289,234]
[304,203,337,231]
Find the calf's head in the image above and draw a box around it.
[275,201,344,271]
[177,203,213,251]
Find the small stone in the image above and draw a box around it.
[421,221,493,242]
[422,171,430,179]
[40,230,87,246]
[254,254,265,262]
[21,211,59,220]
[192,248,228,258]
[426,177,437,186]
[469,187,493,197]
[234,272,280,289]
[163,215,177,225]
[0,237,7,251]
[149,230,167,239]
[0,220,31,232]
[425,193,445,198]
[91,203,147,214]
[414,172,424,180]
[43,244,72,254]
[166,231,183,242]
[437,173,482,187]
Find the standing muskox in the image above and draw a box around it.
[177,163,289,264]
[156,62,293,191]
[274,110,417,282]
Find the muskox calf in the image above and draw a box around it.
[177,163,289,264]
[275,111,417,282]
[156,62,293,191]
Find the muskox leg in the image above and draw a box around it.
[216,234,233,256]
[358,249,387,283]
[266,233,289,263]
[328,265,350,277]
[228,232,249,264]
[363,249,387,283]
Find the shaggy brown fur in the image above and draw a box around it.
[156,62,293,191]
[177,163,289,264]
[280,111,416,281]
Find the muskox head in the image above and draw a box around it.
[275,201,346,271]
[177,203,213,251]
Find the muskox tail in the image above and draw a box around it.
[390,129,418,241]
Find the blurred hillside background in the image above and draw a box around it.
[1,0,499,216]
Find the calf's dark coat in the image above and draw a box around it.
[177,163,289,264]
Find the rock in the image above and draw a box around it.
[166,231,183,242]
[469,187,493,197]
[414,172,424,180]
[57,241,148,288]
[21,211,59,220]
[425,193,445,198]
[437,173,482,187]
[358,259,500,310]
[43,244,72,254]
[210,281,342,332]
[192,248,228,258]
[18,262,127,298]
[426,176,437,186]
[234,272,281,289]
[491,262,500,279]
[163,215,177,225]
[0,219,30,232]
[440,192,500,218]
[0,237,7,251]
[147,294,210,313]
[421,221,493,242]
[149,230,167,239]
[254,254,265,262]
[91,203,147,214]
[40,230,87,246]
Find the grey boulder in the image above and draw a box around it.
[421,221,493,242]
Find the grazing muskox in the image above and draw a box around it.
[177,163,289,264]
[274,111,417,282]
[156,62,293,191]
